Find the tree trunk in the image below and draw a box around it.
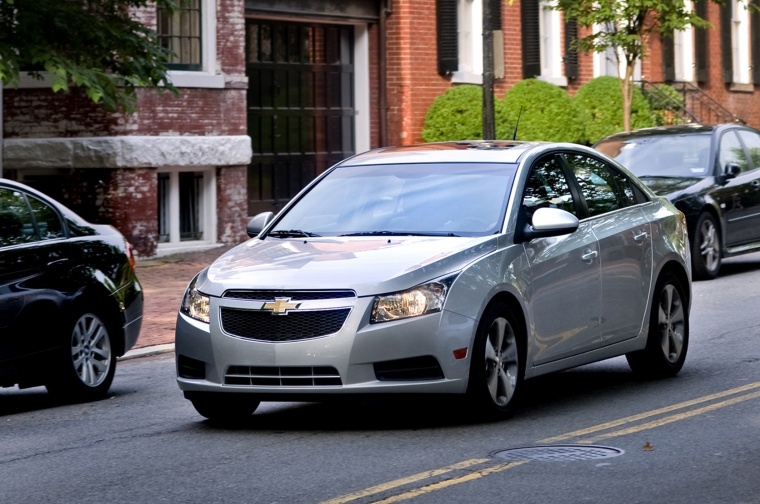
[621,63,636,132]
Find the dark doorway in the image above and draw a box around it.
[246,20,356,215]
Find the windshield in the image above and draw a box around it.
[269,162,516,237]
[595,133,712,178]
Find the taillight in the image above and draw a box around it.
[126,241,137,271]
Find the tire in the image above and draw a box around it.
[46,311,117,402]
[627,272,689,379]
[190,394,260,424]
[467,301,524,419]
[691,212,721,280]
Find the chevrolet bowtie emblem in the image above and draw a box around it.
[262,297,300,315]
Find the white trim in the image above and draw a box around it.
[354,25,371,154]
[452,0,483,84]
[539,1,567,86]
[731,0,751,84]
[156,165,217,251]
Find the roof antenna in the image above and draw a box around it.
[511,106,523,141]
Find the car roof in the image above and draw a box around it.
[336,140,549,166]
[592,123,760,145]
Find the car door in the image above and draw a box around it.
[0,186,68,366]
[521,154,602,366]
[563,152,653,346]
[712,128,760,247]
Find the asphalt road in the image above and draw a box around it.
[2,253,760,504]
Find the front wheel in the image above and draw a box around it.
[467,302,524,419]
[46,311,117,402]
[691,212,721,280]
[627,272,689,379]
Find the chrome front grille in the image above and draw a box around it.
[223,290,356,301]
[225,365,342,386]
[220,308,351,341]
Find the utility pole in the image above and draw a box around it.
[482,0,495,140]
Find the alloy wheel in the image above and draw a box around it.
[484,316,519,407]
[657,284,686,363]
[71,313,113,388]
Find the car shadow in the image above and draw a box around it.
[0,387,122,417]
[198,361,646,432]
[712,254,760,279]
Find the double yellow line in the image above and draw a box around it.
[322,381,760,504]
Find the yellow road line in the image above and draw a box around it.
[577,389,760,444]
[322,381,760,504]
[370,462,527,504]
[320,458,490,504]
[539,381,760,443]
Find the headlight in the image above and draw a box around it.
[371,277,455,323]
[181,275,211,324]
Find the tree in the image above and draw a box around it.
[0,0,178,114]
[553,0,714,132]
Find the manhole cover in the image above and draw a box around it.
[492,444,624,462]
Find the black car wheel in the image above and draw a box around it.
[627,272,689,379]
[191,394,261,423]
[692,212,721,280]
[46,311,117,401]
[467,301,524,418]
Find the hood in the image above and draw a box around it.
[197,236,498,297]
[636,176,704,198]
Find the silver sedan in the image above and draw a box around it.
[175,140,691,422]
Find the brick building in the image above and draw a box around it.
[2,0,760,257]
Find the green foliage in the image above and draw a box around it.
[575,76,655,144]
[495,79,586,143]
[0,0,179,114]
[644,83,687,125]
[421,85,486,142]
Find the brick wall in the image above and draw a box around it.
[216,165,249,245]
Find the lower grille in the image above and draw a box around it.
[220,308,351,341]
[374,356,445,381]
[225,365,342,386]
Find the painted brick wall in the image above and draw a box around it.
[216,165,249,245]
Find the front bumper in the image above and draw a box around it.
[175,294,476,397]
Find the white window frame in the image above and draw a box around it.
[537,0,567,86]
[731,0,751,84]
[156,166,217,256]
[165,0,224,88]
[354,24,371,154]
[452,0,483,84]
[674,24,695,81]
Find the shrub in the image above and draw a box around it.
[644,83,687,126]
[421,85,485,142]
[575,76,655,144]
[495,78,586,143]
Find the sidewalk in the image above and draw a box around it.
[122,244,236,359]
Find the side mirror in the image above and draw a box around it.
[516,207,579,243]
[723,163,741,179]
[246,211,274,238]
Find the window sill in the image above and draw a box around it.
[537,75,568,87]
[729,82,754,93]
[167,71,226,89]
[451,71,483,85]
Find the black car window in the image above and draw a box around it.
[564,154,634,218]
[719,130,750,174]
[736,130,760,171]
[522,155,576,221]
[0,188,37,247]
[26,195,64,240]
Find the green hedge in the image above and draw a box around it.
[575,76,655,144]
[421,85,486,142]
[496,78,586,143]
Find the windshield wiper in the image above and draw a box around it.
[339,231,460,237]
[268,229,321,238]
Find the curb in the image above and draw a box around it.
[119,343,175,361]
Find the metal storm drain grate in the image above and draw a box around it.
[492,444,624,462]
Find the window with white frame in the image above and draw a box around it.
[156,0,221,88]
[673,22,695,82]
[157,167,216,251]
[452,0,483,83]
[730,0,750,84]
[538,0,566,86]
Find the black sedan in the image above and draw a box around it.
[595,123,760,280]
[0,179,143,400]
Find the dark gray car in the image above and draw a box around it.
[595,123,760,280]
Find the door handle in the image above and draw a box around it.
[633,230,648,243]
[751,180,760,189]
[581,249,598,263]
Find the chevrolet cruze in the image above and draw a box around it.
[175,141,691,422]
